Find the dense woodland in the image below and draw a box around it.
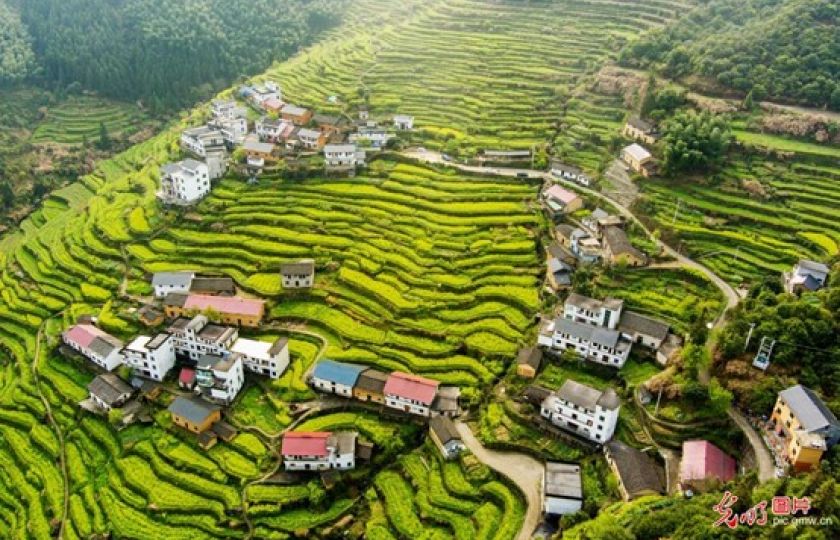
[620,0,840,110]
[0,0,345,111]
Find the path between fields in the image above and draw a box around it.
[454,421,542,540]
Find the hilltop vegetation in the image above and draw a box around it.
[0,1,35,83]
[1,0,345,111]
[620,0,840,109]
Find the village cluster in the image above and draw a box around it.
[156,79,414,206]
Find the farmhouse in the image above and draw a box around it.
[353,368,389,403]
[384,371,440,417]
[180,126,225,158]
[138,305,164,327]
[62,324,124,371]
[622,116,658,145]
[550,162,590,186]
[543,462,583,515]
[393,114,414,130]
[313,113,345,137]
[195,353,245,404]
[190,277,236,296]
[249,81,282,106]
[581,208,623,240]
[179,368,196,390]
[152,271,194,298]
[539,379,620,443]
[230,337,289,380]
[212,100,247,121]
[324,144,365,171]
[122,333,176,382]
[429,416,465,459]
[602,226,647,267]
[546,252,573,291]
[783,259,830,294]
[555,225,601,263]
[157,159,211,205]
[281,431,357,471]
[243,139,277,163]
[349,126,393,149]
[168,315,239,361]
[87,373,134,411]
[770,385,840,471]
[311,360,366,397]
[539,317,631,367]
[280,259,315,289]
[564,293,622,329]
[542,184,583,216]
[209,116,248,146]
[163,293,265,327]
[621,143,656,177]
[515,347,543,379]
[297,128,327,150]
[281,104,313,125]
[604,440,666,500]
[617,311,670,350]
[679,440,736,491]
[256,117,293,142]
[431,386,461,418]
[169,396,221,434]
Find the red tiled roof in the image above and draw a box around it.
[680,440,736,483]
[179,368,196,384]
[282,432,331,457]
[183,294,265,317]
[64,324,108,348]
[383,372,439,405]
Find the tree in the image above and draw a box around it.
[742,90,754,111]
[97,121,111,150]
[661,110,731,174]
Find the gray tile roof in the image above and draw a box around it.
[780,385,840,432]
[556,379,620,411]
[89,336,122,357]
[797,259,829,275]
[190,277,236,295]
[618,311,670,341]
[565,293,624,312]
[354,368,389,394]
[430,416,461,445]
[555,317,621,348]
[164,292,189,307]
[544,462,582,499]
[516,347,543,370]
[168,396,220,425]
[605,440,665,497]
[153,271,194,289]
[87,373,133,406]
[281,259,315,276]
[603,226,646,259]
[627,116,654,133]
[330,431,357,455]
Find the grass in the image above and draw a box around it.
[30,95,149,145]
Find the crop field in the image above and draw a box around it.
[30,95,150,145]
[265,0,692,168]
[639,154,840,285]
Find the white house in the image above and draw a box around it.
[209,117,248,146]
[181,126,225,158]
[538,317,631,367]
[349,126,394,149]
[393,115,414,130]
[281,431,357,471]
[429,416,465,459]
[280,259,315,288]
[540,379,620,443]
[167,315,238,360]
[194,352,244,404]
[383,371,440,417]
[62,324,124,371]
[255,117,293,142]
[230,337,289,380]
[87,373,134,411]
[151,271,195,298]
[211,100,247,121]
[563,293,623,329]
[784,259,830,294]
[543,462,583,515]
[324,144,365,170]
[298,128,325,150]
[250,81,281,106]
[122,333,176,382]
[310,360,366,398]
[157,159,211,205]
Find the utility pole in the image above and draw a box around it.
[745,323,756,351]
[654,386,663,416]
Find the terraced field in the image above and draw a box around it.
[30,95,150,145]
[267,0,694,167]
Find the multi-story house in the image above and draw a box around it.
[540,379,620,443]
[280,259,315,288]
[771,385,840,471]
[324,143,365,171]
[622,116,658,145]
[194,352,244,404]
[280,104,312,125]
[62,324,124,370]
[230,337,289,379]
[783,260,830,294]
[563,293,623,329]
[151,271,195,298]
[393,114,414,130]
[122,333,176,381]
[349,126,394,149]
[542,185,583,216]
[157,159,211,205]
[621,143,656,177]
[211,100,247,121]
[298,128,327,150]
[255,117,294,143]
[181,126,226,158]
[168,315,238,361]
[383,371,440,417]
[163,293,265,328]
[209,117,248,146]
[281,431,357,471]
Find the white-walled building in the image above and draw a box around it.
[540,379,620,443]
[255,117,294,142]
[563,293,623,330]
[210,117,248,146]
[230,337,289,380]
[349,126,394,149]
[168,315,238,360]
[62,324,124,371]
[122,333,176,382]
[538,317,631,367]
[211,100,247,121]
[393,115,414,130]
[429,416,465,459]
[310,360,366,398]
[280,259,315,289]
[151,271,195,298]
[784,259,830,294]
[543,462,583,515]
[384,371,440,417]
[87,373,134,411]
[324,144,365,171]
[195,352,244,405]
[157,159,211,205]
[298,128,325,150]
[181,126,225,158]
[281,431,356,471]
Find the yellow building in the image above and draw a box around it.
[770,385,840,472]
[621,143,657,178]
[622,117,658,145]
[168,396,221,434]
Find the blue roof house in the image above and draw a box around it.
[310,360,366,398]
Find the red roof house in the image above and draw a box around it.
[64,324,108,348]
[282,432,331,457]
[383,372,439,405]
[179,368,196,389]
[680,440,736,490]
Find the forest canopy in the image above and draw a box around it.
[0,2,36,83]
[619,0,840,110]
[1,0,345,110]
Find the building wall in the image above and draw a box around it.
[516,364,536,379]
[172,409,220,434]
[165,305,262,328]
[544,496,582,515]
[541,399,619,443]
[282,273,314,288]
[547,331,629,368]
[154,283,191,298]
[386,395,431,417]
[64,336,124,371]
[312,377,353,397]
[353,388,385,403]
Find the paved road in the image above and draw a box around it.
[728,408,775,483]
[454,421,542,540]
